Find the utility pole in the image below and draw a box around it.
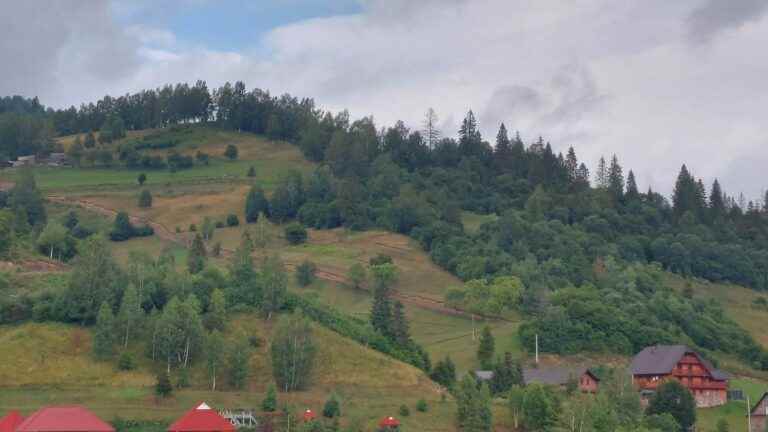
[747,394,751,432]
[535,334,539,365]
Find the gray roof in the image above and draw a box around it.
[630,345,728,380]
[751,393,768,416]
[523,366,597,386]
[474,370,494,381]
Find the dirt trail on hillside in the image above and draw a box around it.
[51,195,497,320]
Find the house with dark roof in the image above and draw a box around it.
[750,393,768,432]
[523,366,600,393]
[630,345,729,408]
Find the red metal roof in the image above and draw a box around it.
[168,403,235,432]
[0,411,24,432]
[302,409,316,422]
[16,406,114,432]
[379,416,400,427]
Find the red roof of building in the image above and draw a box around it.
[379,416,400,427]
[168,403,235,432]
[302,409,316,422]
[0,411,24,432]
[16,406,114,432]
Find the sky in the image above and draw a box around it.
[1,0,767,200]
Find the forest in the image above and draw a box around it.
[2,81,768,375]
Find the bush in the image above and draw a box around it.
[369,254,393,266]
[155,371,173,398]
[138,190,152,208]
[117,352,135,371]
[247,166,256,177]
[262,384,277,412]
[224,144,238,160]
[323,393,341,418]
[211,242,222,257]
[296,260,317,287]
[214,221,225,229]
[137,173,147,185]
[189,224,197,232]
[248,335,262,348]
[416,399,428,412]
[399,405,410,417]
[284,223,308,245]
[226,214,240,227]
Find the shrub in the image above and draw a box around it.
[399,405,410,417]
[323,393,341,418]
[224,144,238,160]
[137,173,147,185]
[248,335,262,348]
[138,190,152,208]
[155,371,173,398]
[296,260,317,287]
[247,166,256,177]
[117,352,135,371]
[416,399,428,412]
[369,254,393,266]
[214,221,225,229]
[284,223,308,245]
[189,224,197,232]
[176,368,191,388]
[262,384,277,412]
[211,242,222,257]
[226,214,240,227]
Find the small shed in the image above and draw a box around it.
[379,416,400,430]
[16,406,114,432]
[473,371,494,382]
[523,366,600,393]
[0,411,24,432]
[168,403,235,432]
[302,409,316,422]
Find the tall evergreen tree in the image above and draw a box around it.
[490,352,523,394]
[565,147,579,182]
[595,156,608,188]
[672,164,703,220]
[458,110,483,159]
[390,300,411,345]
[422,108,441,150]
[9,167,46,228]
[93,301,116,360]
[456,375,493,432]
[370,281,393,338]
[493,123,512,172]
[477,325,495,369]
[430,356,457,388]
[646,380,696,431]
[625,170,640,202]
[187,234,207,274]
[608,154,624,202]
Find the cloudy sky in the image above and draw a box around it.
[2,0,767,199]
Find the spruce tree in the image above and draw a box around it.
[187,234,207,274]
[493,123,512,172]
[155,371,173,398]
[565,147,578,181]
[370,282,392,338]
[262,383,278,412]
[595,156,607,188]
[490,352,523,394]
[625,170,640,202]
[430,356,457,388]
[456,375,493,432]
[607,154,624,202]
[709,179,726,218]
[390,300,411,346]
[93,301,116,360]
[477,325,495,369]
[647,381,696,430]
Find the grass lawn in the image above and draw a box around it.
[697,377,768,431]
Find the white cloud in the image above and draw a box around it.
[3,0,768,199]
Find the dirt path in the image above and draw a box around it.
[50,194,496,321]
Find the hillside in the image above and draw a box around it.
[0,319,459,431]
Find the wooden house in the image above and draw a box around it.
[631,345,729,408]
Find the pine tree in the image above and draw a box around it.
[493,123,512,172]
[456,375,493,432]
[93,301,116,360]
[646,380,696,430]
[370,281,392,338]
[625,170,640,202]
[390,300,411,345]
[565,147,578,182]
[595,156,607,188]
[262,383,278,412]
[84,131,96,148]
[422,108,441,150]
[429,356,457,388]
[477,325,495,369]
[608,154,624,202]
[672,165,703,220]
[458,110,482,158]
[490,352,523,394]
[187,234,207,274]
[117,284,142,348]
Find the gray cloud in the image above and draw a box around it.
[688,0,768,43]
[0,0,140,106]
